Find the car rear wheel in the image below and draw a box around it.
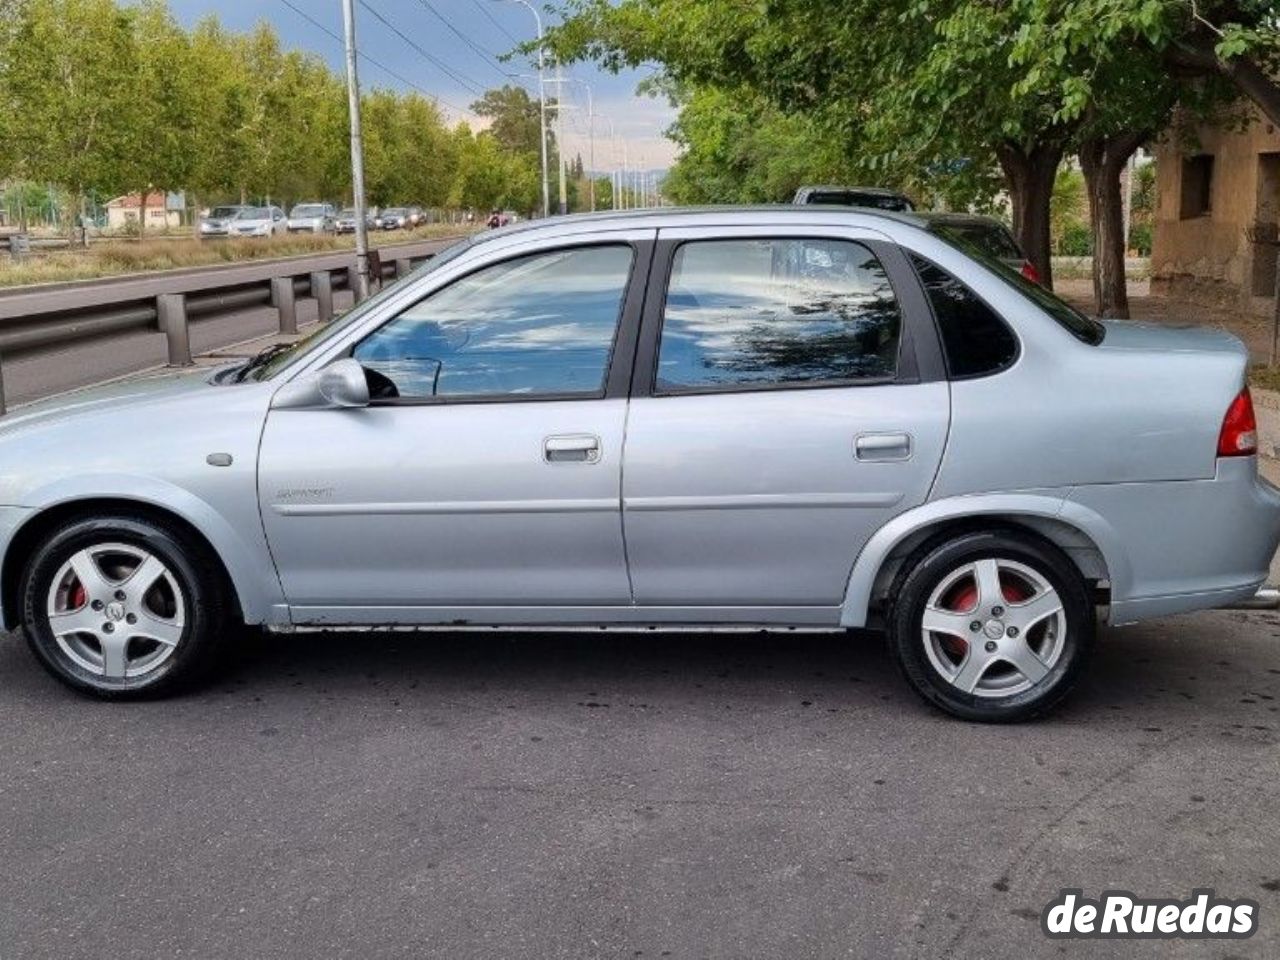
[19,514,233,698]
[887,529,1094,722]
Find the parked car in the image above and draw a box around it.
[334,208,373,234]
[198,205,246,238]
[406,206,425,228]
[920,211,1042,284]
[2,207,1277,721]
[286,202,336,234]
[793,184,915,211]
[228,206,285,238]
[379,207,410,230]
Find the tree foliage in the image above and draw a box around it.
[0,0,548,222]
[548,0,1280,304]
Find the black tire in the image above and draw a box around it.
[19,513,234,698]
[887,528,1094,722]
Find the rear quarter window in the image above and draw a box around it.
[910,254,1019,378]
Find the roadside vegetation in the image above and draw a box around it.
[0,0,609,238]
[546,0,1280,319]
[0,224,472,289]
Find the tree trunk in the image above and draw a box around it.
[1078,131,1148,319]
[191,192,201,242]
[138,191,147,238]
[995,141,1063,290]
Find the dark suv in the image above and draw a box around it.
[792,185,914,211]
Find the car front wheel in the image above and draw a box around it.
[887,529,1094,722]
[19,514,233,698]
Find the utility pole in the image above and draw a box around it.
[555,60,568,215]
[564,78,595,211]
[495,1,549,218]
[341,0,371,301]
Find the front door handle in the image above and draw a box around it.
[544,434,601,464]
[855,432,912,462]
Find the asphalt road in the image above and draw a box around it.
[0,288,356,407]
[1,610,1278,959]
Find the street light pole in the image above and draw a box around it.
[562,78,595,212]
[495,0,550,218]
[341,0,370,300]
[554,60,568,215]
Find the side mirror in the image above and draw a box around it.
[271,358,370,410]
[317,358,370,408]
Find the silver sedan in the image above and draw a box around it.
[1,207,1277,720]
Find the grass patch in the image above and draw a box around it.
[1249,364,1280,394]
[1050,256,1151,282]
[0,224,472,289]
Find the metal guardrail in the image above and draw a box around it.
[0,236,464,414]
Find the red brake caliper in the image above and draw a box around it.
[70,582,86,610]
[939,583,979,659]
[939,570,1032,659]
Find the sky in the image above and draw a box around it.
[164,0,679,171]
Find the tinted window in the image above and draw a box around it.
[927,226,1105,345]
[805,190,913,211]
[656,238,901,391]
[353,245,632,400]
[937,222,1021,260]
[910,254,1018,378]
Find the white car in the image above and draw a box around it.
[287,203,336,234]
[229,206,286,238]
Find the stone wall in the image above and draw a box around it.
[1151,107,1280,315]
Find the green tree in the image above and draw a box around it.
[1,0,139,229]
[549,0,1280,308]
[471,85,547,156]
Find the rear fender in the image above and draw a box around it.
[838,491,1129,627]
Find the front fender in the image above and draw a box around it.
[838,490,1129,627]
[11,473,284,625]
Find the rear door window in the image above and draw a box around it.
[655,238,902,392]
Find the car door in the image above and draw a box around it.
[621,226,950,618]
[257,234,653,623]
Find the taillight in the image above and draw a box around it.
[1020,260,1042,285]
[1218,388,1258,457]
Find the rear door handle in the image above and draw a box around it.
[855,432,912,461]
[544,434,601,464]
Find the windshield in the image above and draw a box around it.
[383,208,407,216]
[244,235,479,381]
[236,207,268,220]
[338,209,356,217]
[208,206,240,219]
[929,224,1105,345]
[291,205,325,217]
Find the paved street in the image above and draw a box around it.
[1,609,1278,959]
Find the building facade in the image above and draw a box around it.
[104,192,184,231]
[1151,105,1280,314]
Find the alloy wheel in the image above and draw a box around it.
[920,557,1066,698]
[45,542,186,680]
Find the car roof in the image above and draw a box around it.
[472,205,932,246]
